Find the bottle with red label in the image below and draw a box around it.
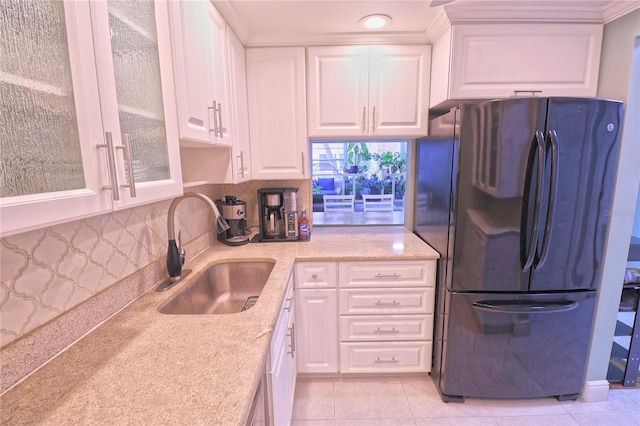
[299,209,309,240]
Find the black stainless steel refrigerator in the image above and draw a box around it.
[414,97,623,402]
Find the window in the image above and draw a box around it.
[311,140,408,226]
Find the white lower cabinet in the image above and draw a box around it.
[295,262,339,374]
[267,274,296,426]
[338,261,435,374]
[294,260,435,376]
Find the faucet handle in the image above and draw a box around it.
[178,230,186,266]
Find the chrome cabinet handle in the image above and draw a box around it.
[374,327,399,333]
[237,151,245,178]
[362,106,366,133]
[286,323,295,357]
[284,297,293,312]
[371,105,376,133]
[97,131,120,201]
[375,273,400,279]
[513,90,542,96]
[118,134,136,198]
[217,102,225,137]
[374,357,399,364]
[301,152,306,176]
[208,99,219,136]
[311,273,318,279]
[375,300,400,306]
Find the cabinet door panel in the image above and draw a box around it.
[247,47,308,180]
[450,24,602,98]
[208,3,232,145]
[91,0,182,208]
[227,28,252,182]
[307,46,370,136]
[169,0,214,143]
[0,0,112,237]
[369,45,430,137]
[295,289,338,373]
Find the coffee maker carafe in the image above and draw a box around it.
[257,188,299,241]
[215,195,249,246]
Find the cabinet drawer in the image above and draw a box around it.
[340,342,431,373]
[339,288,434,315]
[339,261,435,288]
[295,262,338,288]
[340,315,433,341]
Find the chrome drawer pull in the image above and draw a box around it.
[375,300,400,306]
[286,324,296,357]
[375,273,401,279]
[284,297,293,312]
[374,327,399,333]
[374,357,399,364]
[312,273,318,279]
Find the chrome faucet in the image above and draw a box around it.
[166,192,229,283]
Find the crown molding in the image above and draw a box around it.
[213,0,251,44]
[425,9,452,42]
[602,1,640,23]
[443,0,637,24]
[242,31,431,48]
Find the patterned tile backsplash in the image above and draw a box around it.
[0,180,310,350]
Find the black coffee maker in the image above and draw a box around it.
[215,195,249,246]
[257,188,299,242]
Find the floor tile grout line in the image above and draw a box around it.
[332,378,336,421]
[400,377,418,422]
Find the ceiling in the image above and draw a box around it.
[214,0,640,46]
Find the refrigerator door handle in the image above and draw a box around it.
[472,299,578,314]
[521,131,546,272]
[535,130,560,270]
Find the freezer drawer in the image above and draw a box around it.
[437,291,596,400]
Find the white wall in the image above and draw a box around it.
[597,10,640,103]
[585,8,640,392]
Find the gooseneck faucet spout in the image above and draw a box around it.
[166,192,230,282]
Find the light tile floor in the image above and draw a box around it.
[291,376,640,426]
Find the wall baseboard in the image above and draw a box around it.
[580,380,610,402]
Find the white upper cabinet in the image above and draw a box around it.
[90,0,183,209]
[307,45,430,138]
[180,25,252,186]
[0,0,182,238]
[246,47,308,180]
[169,0,232,147]
[226,27,252,183]
[430,23,603,109]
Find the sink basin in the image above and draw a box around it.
[158,261,275,315]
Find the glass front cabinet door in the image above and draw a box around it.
[0,0,182,238]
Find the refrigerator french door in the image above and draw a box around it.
[416,97,623,402]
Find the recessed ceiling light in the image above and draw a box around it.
[359,14,392,30]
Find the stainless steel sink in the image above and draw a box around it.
[158,261,275,315]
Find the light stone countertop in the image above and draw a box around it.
[0,226,438,425]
